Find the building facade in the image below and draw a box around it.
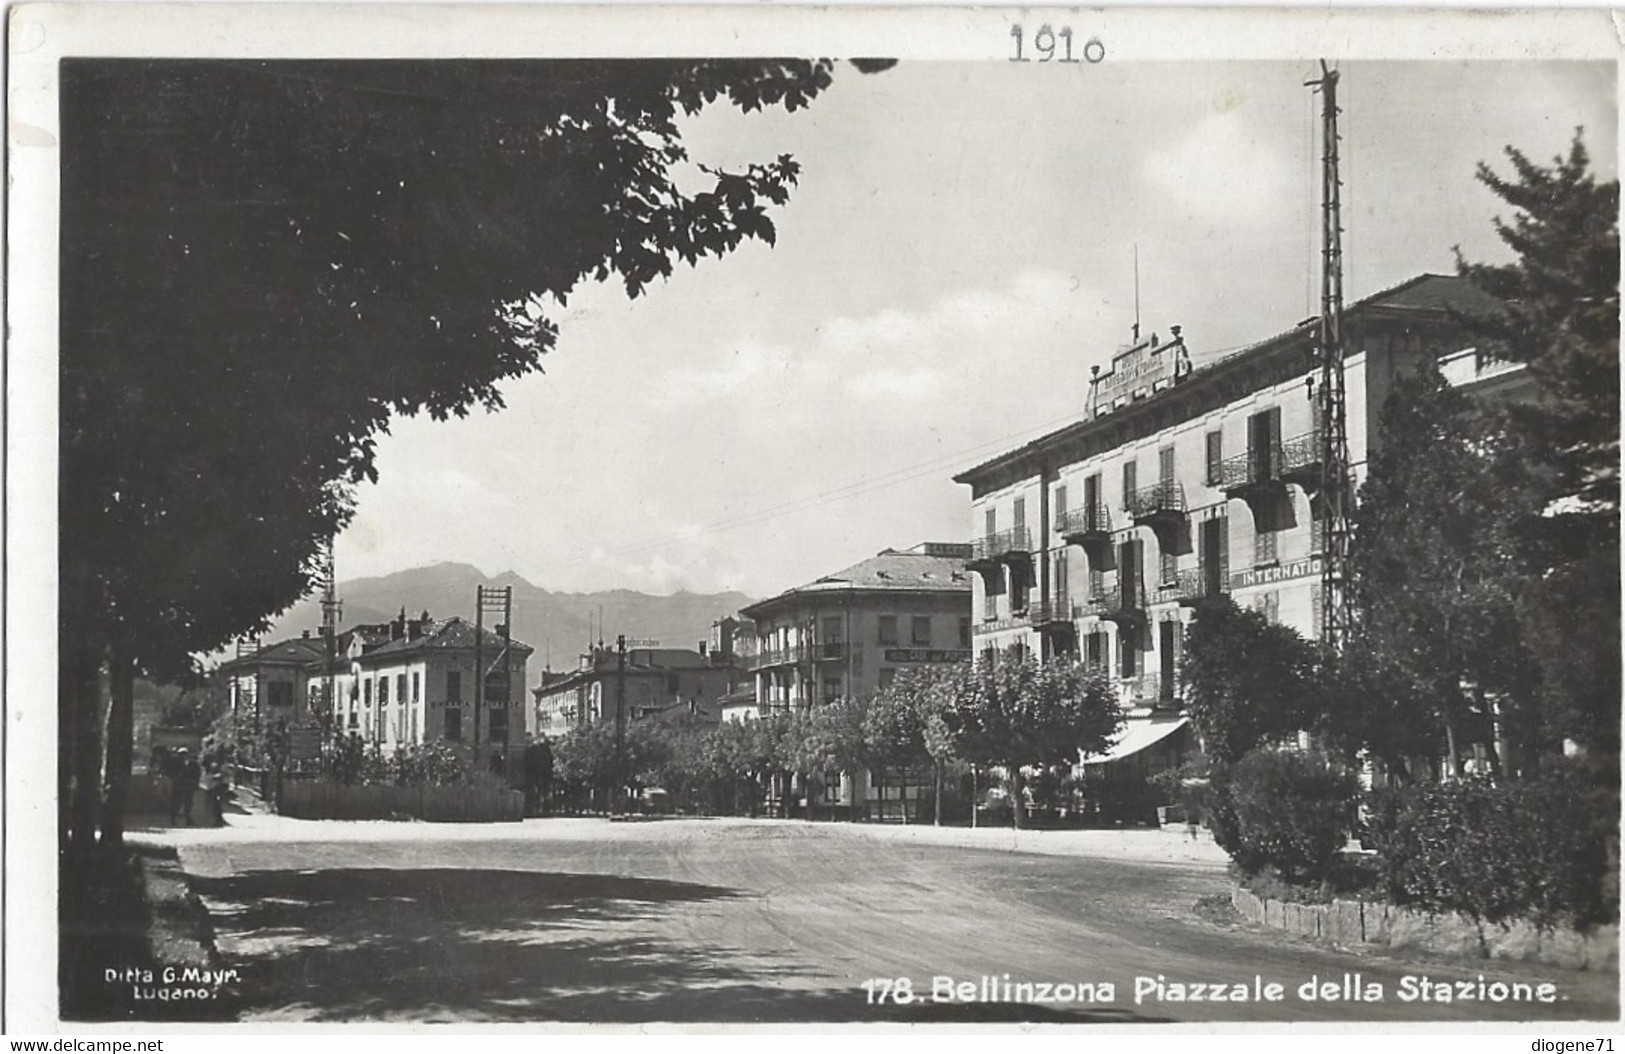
[954,274,1523,759]
[224,611,532,753]
[532,644,739,737]
[739,542,974,717]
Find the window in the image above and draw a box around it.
[878,615,899,646]
[489,708,509,745]
[959,616,972,648]
[396,673,406,706]
[444,708,462,740]
[1255,524,1278,566]
[363,679,372,706]
[1312,583,1325,638]
[823,676,843,703]
[1254,591,1280,624]
[985,507,996,539]
[1161,547,1178,585]
[1159,444,1175,483]
[1120,626,1139,677]
[1013,497,1026,532]
[348,711,358,729]
[1085,631,1106,669]
[911,616,932,646]
[1122,460,1138,505]
[1054,549,1069,603]
[378,677,389,706]
[1054,484,1067,518]
[983,588,997,621]
[446,670,462,703]
[1206,430,1223,485]
[822,615,844,643]
[1089,566,1104,600]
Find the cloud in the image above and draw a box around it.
[1143,109,1297,225]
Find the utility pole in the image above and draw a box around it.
[319,539,342,751]
[615,633,628,814]
[1308,60,1353,656]
[474,585,513,754]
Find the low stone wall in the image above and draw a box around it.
[281,782,524,823]
[1231,885,1618,971]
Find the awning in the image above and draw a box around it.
[1080,716,1190,766]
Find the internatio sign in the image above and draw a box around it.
[1230,556,1322,591]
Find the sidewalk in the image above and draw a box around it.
[836,819,1231,867]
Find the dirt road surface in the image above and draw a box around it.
[142,815,1618,1024]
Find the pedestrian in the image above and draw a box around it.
[177,749,201,826]
[167,748,191,825]
[1185,806,1201,842]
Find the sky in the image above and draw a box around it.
[334,60,1616,601]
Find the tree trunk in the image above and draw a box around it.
[1444,717,1461,779]
[971,764,978,829]
[933,758,942,827]
[99,640,137,849]
[1010,767,1022,830]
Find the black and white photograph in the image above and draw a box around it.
[6,3,1620,1034]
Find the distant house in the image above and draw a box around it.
[739,542,973,715]
[220,609,532,752]
[532,643,738,737]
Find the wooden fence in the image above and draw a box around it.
[279,781,524,823]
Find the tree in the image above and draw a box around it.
[60,59,870,856]
[1350,357,1539,775]
[1182,598,1322,766]
[1456,131,1620,759]
[948,654,1120,829]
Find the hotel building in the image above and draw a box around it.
[953,273,1524,764]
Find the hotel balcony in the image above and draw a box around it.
[1056,502,1114,558]
[809,641,847,662]
[751,645,792,671]
[1101,578,1150,626]
[1120,672,1181,708]
[968,526,1035,570]
[1157,565,1230,607]
[1219,445,1285,503]
[1278,429,1325,490]
[1126,481,1187,534]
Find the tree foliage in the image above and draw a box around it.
[1456,131,1620,758]
[59,58,860,854]
[1182,598,1321,765]
[1351,357,1539,773]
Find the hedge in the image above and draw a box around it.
[1363,762,1618,931]
[1210,747,1358,884]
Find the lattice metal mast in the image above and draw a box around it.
[320,539,342,738]
[474,585,513,750]
[1308,61,1354,654]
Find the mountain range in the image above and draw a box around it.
[265,562,757,673]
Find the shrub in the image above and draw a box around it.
[1214,747,1358,884]
[1363,761,1617,931]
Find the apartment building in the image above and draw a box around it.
[953,274,1523,764]
[739,542,974,716]
[532,643,739,736]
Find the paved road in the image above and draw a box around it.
[147,815,1618,1024]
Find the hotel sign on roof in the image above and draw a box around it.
[1090,332,1189,418]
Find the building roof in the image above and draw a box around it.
[360,616,534,664]
[531,646,719,697]
[954,273,1499,493]
[741,546,971,620]
[218,636,328,672]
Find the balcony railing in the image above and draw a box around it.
[1157,565,1230,605]
[1026,600,1072,627]
[1221,431,1323,495]
[1073,595,1109,620]
[1125,481,1186,527]
[1102,576,1150,624]
[1056,503,1113,546]
[1219,444,1281,494]
[970,526,1035,566]
[809,641,847,661]
[1279,429,1324,487]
